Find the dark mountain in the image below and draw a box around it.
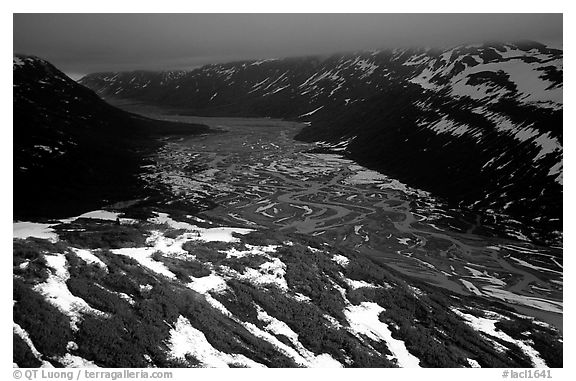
[80,41,563,245]
[13,54,210,219]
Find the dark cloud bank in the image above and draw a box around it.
[13,13,562,77]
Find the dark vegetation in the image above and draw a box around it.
[68,252,299,367]
[55,221,148,249]
[13,334,42,368]
[152,252,212,281]
[495,317,563,368]
[13,234,297,367]
[13,278,74,359]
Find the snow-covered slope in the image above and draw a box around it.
[79,41,563,244]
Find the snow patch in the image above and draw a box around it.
[298,106,324,118]
[255,305,342,367]
[467,358,481,368]
[332,255,350,267]
[33,254,110,331]
[223,244,279,259]
[223,257,289,291]
[187,273,227,294]
[58,353,99,368]
[111,242,176,279]
[13,222,59,242]
[344,302,421,367]
[70,210,136,223]
[70,248,108,271]
[167,315,265,368]
[151,212,253,243]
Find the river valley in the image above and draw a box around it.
[116,101,563,332]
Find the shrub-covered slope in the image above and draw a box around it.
[13,211,563,368]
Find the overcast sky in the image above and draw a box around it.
[13,13,562,78]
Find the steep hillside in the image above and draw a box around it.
[80,41,563,245]
[14,55,210,219]
[13,210,562,368]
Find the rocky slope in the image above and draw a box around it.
[80,41,563,245]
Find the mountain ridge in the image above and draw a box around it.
[14,54,210,219]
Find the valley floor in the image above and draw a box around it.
[124,103,562,331]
